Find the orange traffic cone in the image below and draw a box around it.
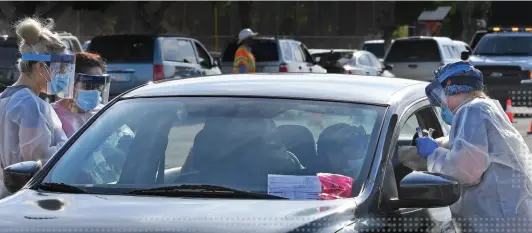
[527,120,532,135]
[506,99,515,123]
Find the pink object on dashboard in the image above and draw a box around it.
[317,173,354,200]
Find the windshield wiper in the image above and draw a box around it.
[126,184,287,199]
[37,182,89,194]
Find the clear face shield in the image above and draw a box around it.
[21,54,76,98]
[73,73,111,113]
[425,80,448,109]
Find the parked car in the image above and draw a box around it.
[309,49,394,77]
[453,40,472,54]
[361,39,393,62]
[0,35,20,86]
[87,34,222,98]
[383,36,462,81]
[468,27,532,110]
[82,40,91,51]
[57,32,83,54]
[1,73,460,233]
[220,36,327,74]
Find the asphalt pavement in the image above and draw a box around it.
[513,117,532,150]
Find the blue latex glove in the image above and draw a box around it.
[415,137,439,158]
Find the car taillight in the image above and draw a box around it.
[279,64,288,72]
[153,65,164,81]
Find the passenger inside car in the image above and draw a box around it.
[317,123,368,178]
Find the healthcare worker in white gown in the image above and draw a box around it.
[0,18,69,198]
[416,61,532,232]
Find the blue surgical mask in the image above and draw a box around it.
[440,107,453,125]
[48,74,69,95]
[75,90,101,112]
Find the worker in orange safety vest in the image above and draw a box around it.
[232,28,257,74]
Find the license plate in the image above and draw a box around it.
[111,74,130,82]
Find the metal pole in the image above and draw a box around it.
[214,4,219,52]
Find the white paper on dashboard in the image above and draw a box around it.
[267,174,322,200]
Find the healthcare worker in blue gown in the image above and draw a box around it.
[0,18,70,198]
[416,61,532,232]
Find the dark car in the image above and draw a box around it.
[0,36,20,86]
[1,74,460,233]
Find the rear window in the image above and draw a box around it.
[362,43,385,58]
[385,40,441,63]
[88,36,154,63]
[313,52,353,66]
[222,39,279,62]
[0,38,19,61]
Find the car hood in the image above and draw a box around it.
[0,190,359,232]
[469,55,532,69]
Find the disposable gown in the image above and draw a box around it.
[0,86,68,198]
[427,97,532,232]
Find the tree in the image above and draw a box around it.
[237,1,252,29]
[136,2,175,33]
[457,1,490,42]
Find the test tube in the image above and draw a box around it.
[416,127,422,138]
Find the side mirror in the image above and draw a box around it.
[383,64,393,71]
[3,161,41,193]
[389,171,460,209]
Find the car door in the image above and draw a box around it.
[356,53,374,76]
[385,102,457,233]
[192,40,221,75]
[290,42,309,73]
[162,38,203,79]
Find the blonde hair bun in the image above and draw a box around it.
[15,18,43,45]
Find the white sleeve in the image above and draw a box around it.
[427,104,491,186]
[8,95,63,164]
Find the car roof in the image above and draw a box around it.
[123,73,428,106]
[394,36,453,42]
[364,39,389,44]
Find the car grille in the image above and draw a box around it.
[474,65,528,86]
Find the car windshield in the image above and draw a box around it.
[473,35,532,56]
[43,97,385,198]
[222,39,279,62]
[313,52,353,66]
[362,43,385,58]
[469,32,486,50]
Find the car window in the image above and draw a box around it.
[163,39,198,64]
[61,39,73,53]
[291,43,304,62]
[314,52,353,67]
[88,35,154,63]
[358,55,371,66]
[221,39,279,62]
[399,114,419,141]
[470,31,487,50]
[280,42,294,61]
[0,38,20,61]
[362,43,385,58]
[385,39,441,63]
[45,97,386,198]
[193,41,212,67]
[300,44,315,63]
[473,35,532,56]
